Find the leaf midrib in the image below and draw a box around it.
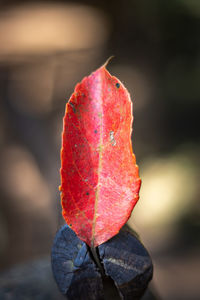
[91,74,104,247]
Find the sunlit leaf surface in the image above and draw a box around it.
[60,63,141,247]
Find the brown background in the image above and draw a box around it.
[0,1,199,299]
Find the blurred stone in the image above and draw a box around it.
[0,146,56,268]
[0,257,64,300]
[153,249,200,300]
[6,52,103,117]
[0,3,110,57]
[0,146,52,213]
[129,151,198,226]
[8,63,55,116]
[128,148,199,251]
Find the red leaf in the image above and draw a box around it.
[60,62,141,247]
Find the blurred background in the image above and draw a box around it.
[0,0,199,299]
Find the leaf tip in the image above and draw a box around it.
[103,55,115,68]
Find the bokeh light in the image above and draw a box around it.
[0,1,199,299]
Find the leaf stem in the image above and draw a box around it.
[90,246,104,275]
